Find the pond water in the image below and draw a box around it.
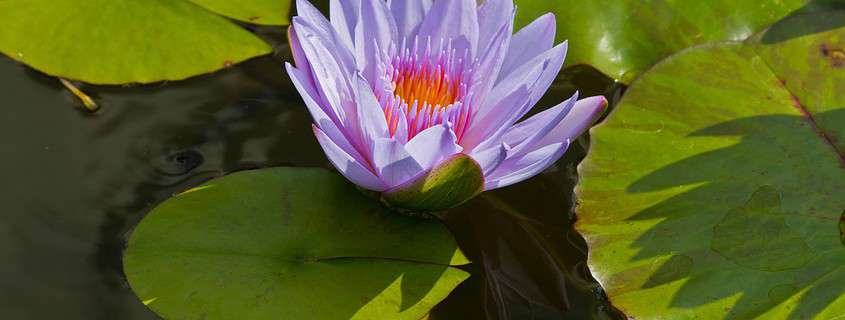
[0,23,625,320]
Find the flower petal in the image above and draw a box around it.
[483,41,568,122]
[404,124,463,170]
[417,0,479,55]
[354,74,390,147]
[484,140,571,190]
[392,104,409,144]
[514,95,608,149]
[466,8,513,112]
[461,85,530,151]
[505,92,579,155]
[329,0,360,51]
[288,25,314,87]
[313,125,386,191]
[388,0,432,42]
[469,143,508,177]
[354,0,398,81]
[286,63,337,130]
[292,18,355,126]
[477,0,514,52]
[373,138,426,188]
[290,63,372,166]
[499,13,556,80]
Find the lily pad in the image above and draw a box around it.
[576,10,845,319]
[187,0,292,25]
[124,167,469,319]
[514,0,831,83]
[0,0,275,84]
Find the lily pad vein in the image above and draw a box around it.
[750,45,845,168]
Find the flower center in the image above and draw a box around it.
[374,38,476,141]
[391,55,461,113]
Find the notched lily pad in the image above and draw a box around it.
[124,167,469,320]
[576,10,845,320]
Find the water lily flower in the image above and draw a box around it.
[286,0,607,211]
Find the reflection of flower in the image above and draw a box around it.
[287,0,606,211]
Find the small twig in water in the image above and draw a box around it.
[59,78,99,111]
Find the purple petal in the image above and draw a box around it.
[392,106,409,144]
[404,124,463,170]
[388,0,432,42]
[466,9,513,110]
[530,95,608,148]
[500,13,556,79]
[460,86,530,151]
[484,141,571,190]
[505,92,579,155]
[286,62,336,130]
[293,2,357,74]
[480,41,568,126]
[469,143,508,176]
[354,74,390,147]
[292,18,356,126]
[288,25,314,87]
[288,63,371,165]
[329,0,360,51]
[314,125,386,191]
[417,0,479,55]
[373,138,425,188]
[477,0,514,52]
[354,0,398,81]
[296,0,331,33]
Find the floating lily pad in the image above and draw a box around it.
[514,0,827,83]
[0,0,276,84]
[124,167,469,319]
[188,0,292,25]
[576,10,845,319]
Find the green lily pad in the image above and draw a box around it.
[0,0,275,84]
[124,167,469,319]
[576,10,845,320]
[187,0,292,25]
[513,0,835,83]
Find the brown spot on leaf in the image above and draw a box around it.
[249,16,261,21]
[820,44,845,68]
[223,60,234,68]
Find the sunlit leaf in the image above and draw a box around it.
[576,10,845,319]
[124,167,469,320]
[188,0,292,25]
[513,0,829,83]
[0,0,277,84]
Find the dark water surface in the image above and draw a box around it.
[0,23,625,320]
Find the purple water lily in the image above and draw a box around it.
[287,0,607,211]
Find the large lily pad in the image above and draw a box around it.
[124,167,469,319]
[514,0,827,83]
[0,0,276,84]
[576,10,845,319]
[187,0,292,25]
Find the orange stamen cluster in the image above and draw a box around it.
[374,38,475,141]
[392,63,461,113]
